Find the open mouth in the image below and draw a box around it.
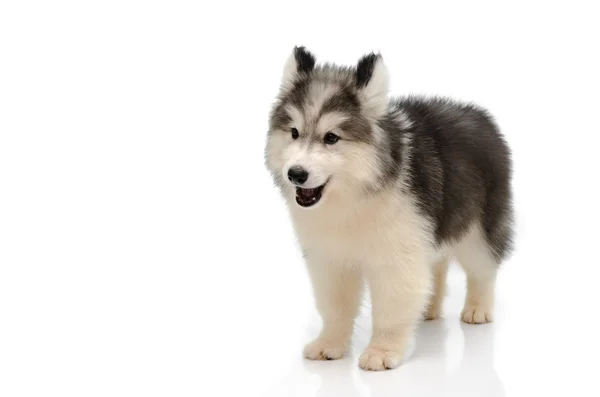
[295,182,327,207]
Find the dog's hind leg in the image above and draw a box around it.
[424,258,449,320]
[455,225,498,324]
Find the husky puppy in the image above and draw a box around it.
[264,47,514,371]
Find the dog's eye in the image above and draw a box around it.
[291,128,299,140]
[324,132,339,145]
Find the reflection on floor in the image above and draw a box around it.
[263,269,506,397]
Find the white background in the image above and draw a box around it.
[1,1,599,396]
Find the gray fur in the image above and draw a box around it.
[267,49,514,262]
[390,97,514,261]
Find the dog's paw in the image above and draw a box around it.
[461,305,493,324]
[303,339,346,361]
[424,305,441,320]
[358,347,403,371]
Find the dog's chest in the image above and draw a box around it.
[293,214,378,260]
[289,197,426,263]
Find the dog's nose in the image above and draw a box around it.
[287,166,309,185]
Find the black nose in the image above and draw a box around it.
[287,166,309,185]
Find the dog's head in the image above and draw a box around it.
[265,47,391,209]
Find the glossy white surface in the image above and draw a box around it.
[1,1,600,396]
[259,266,571,397]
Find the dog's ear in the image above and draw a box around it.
[355,52,389,119]
[281,46,316,90]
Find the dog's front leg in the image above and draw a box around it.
[303,257,363,360]
[359,255,431,370]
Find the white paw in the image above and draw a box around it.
[303,339,346,360]
[358,347,403,371]
[461,305,493,324]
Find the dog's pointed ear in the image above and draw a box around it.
[355,52,389,119]
[281,46,316,90]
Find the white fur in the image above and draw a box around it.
[290,182,435,371]
[291,189,498,370]
[285,104,305,131]
[455,224,498,324]
[268,135,499,370]
[424,258,450,320]
[281,142,332,189]
[425,224,498,324]
[359,57,390,119]
[281,52,298,91]
[275,105,368,192]
[398,131,413,187]
[316,112,348,135]
[305,83,339,121]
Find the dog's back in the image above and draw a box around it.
[389,97,514,262]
